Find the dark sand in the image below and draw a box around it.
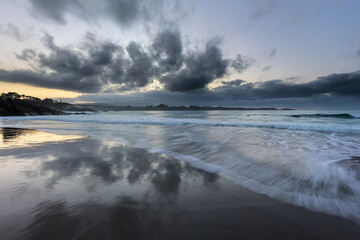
[0,127,359,240]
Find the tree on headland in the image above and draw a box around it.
[3,92,21,99]
[1,92,59,105]
[0,92,69,116]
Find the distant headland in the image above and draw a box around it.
[0,92,78,116]
[0,92,294,116]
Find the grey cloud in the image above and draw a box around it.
[357,49,360,57]
[4,29,358,103]
[269,48,277,58]
[231,54,254,73]
[73,80,360,109]
[65,69,360,109]
[221,79,245,87]
[30,0,72,24]
[1,33,128,92]
[151,30,183,73]
[41,32,56,49]
[251,0,277,20]
[81,33,121,66]
[29,0,143,26]
[262,48,277,59]
[15,49,37,61]
[0,31,247,93]
[90,42,119,66]
[0,23,29,41]
[29,0,185,27]
[103,71,358,105]
[38,44,84,75]
[73,90,223,106]
[213,71,360,100]
[107,0,142,26]
[38,34,123,80]
[0,69,103,92]
[262,65,272,71]
[124,42,155,87]
[160,40,228,91]
[311,71,360,96]
[285,76,300,81]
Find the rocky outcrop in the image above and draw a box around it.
[0,94,64,116]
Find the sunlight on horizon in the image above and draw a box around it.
[0,81,81,99]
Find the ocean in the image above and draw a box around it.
[1,109,360,222]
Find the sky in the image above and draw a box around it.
[0,0,359,109]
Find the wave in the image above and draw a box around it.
[2,114,360,222]
[290,113,358,119]
[1,114,360,133]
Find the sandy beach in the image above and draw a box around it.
[1,0,360,238]
[0,127,358,240]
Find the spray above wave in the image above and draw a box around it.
[290,113,359,119]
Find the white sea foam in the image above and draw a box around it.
[1,113,360,133]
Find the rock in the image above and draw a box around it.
[0,94,65,116]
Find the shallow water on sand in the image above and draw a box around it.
[0,128,217,239]
[1,128,360,240]
[1,110,360,223]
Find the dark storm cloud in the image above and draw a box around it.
[0,30,251,93]
[310,71,360,96]
[2,28,359,100]
[0,33,128,92]
[107,0,142,26]
[160,40,228,91]
[0,69,103,92]
[73,86,360,109]
[39,34,85,75]
[231,54,254,73]
[38,33,125,81]
[214,71,360,100]
[151,31,245,92]
[124,42,155,87]
[90,42,119,66]
[151,30,183,73]
[73,70,360,109]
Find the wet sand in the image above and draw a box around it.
[0,127,359,240]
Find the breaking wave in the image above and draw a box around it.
[290,113,359,119]
[1,114,360,133]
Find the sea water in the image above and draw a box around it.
[1,110,360,221]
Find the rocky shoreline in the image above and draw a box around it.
[0,92,295,116]
[0,92,86,116]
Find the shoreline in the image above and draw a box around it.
[0,127,359,240]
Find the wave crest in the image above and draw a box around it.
[290,113,357,119]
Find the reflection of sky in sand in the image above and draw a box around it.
[0,128,219,239]
[0,128,83,150]
[1,128,360,239]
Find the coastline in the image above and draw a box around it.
[0,127,359,240]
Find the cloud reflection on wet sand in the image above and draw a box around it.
[1,128,360,240]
